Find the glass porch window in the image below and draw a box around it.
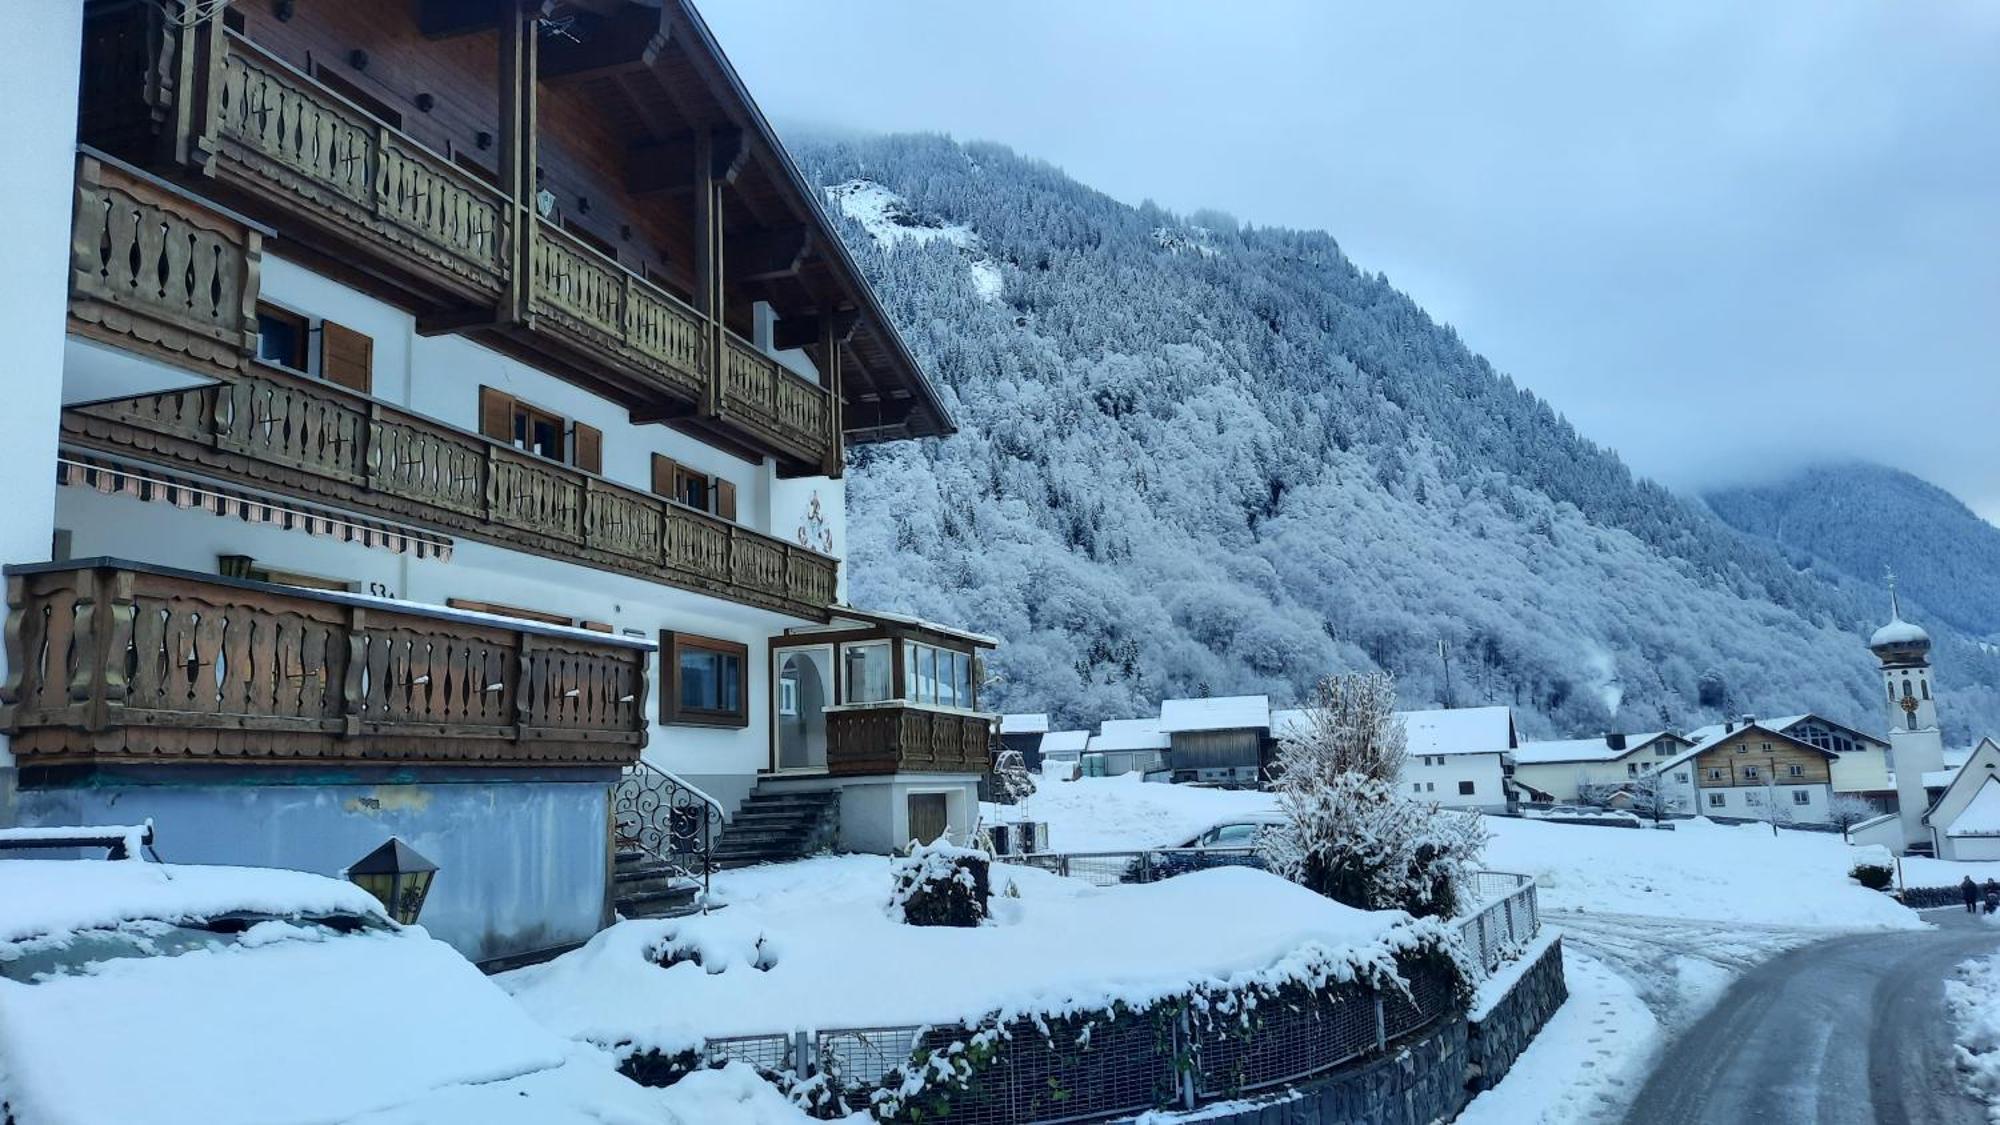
[843,641,893,703]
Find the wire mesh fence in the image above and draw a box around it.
[1453,870,1541,976]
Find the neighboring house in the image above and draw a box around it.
[1158,695,1271,786]
[0,0,986,965]
[1271,703,1518,812]
[1038,730,1091,770]
[998,713,1051,769]
[1083,718,1172,778]
[1923,738,2000,860]
[1686,714,1894,808]
[1654,722,1838,823]
[1511,731,1691,805]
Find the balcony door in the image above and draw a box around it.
[774,646,833,772]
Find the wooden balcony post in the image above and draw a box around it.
[819,314,844,479]
[693,130,721,418]
[499,0,538,323]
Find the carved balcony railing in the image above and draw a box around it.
[0,560,649,769]
[62,363,841,620]
[612,760,720,902]
[68,151,263,375]
[824,702,995,777]
[77,8,837,474]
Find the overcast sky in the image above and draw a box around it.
[704,2,2000,519]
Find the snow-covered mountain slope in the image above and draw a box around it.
[1707,462,2000,642]
[795,133,2000,740]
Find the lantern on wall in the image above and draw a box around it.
[345,837,438,925]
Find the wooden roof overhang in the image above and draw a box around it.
[427,0,955,447]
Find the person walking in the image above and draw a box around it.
[1964,876,1980,913]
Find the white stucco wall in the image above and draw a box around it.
[1831,746,1893,794]
[1400,753,1508,811]
[0,0,84,779]
[1696,782,1830,823]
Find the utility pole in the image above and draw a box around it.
[1438,638,1454,709]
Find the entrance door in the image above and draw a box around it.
[775,647,832,771]
[908,792,949,845]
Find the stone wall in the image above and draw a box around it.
[1192,937,1570,1124]
[1467,935,1569,1090]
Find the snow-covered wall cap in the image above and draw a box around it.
[999,713,1050,735]
[1158,694,1271,733]
[1088,718,1171,752]
[1039,730,1090,754]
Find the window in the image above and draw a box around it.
[1675,772,1689,784]
[1655,745,1675,757]
[1708,768,1726,780]
[1458,781,1475,796]
[1923,679,1931,701]
[1426,782,1436,793]
[1745,790,1765,806]
[842,641,893,704]
[219,555,355,593]
[1627,763,1639,777]
[904,641,974,709]
[1788,764,1804,778]
[256,303,309,371]
[662,632,747,727]
[1742,765,1760,780]
[1708,793,1725,809]
[1792,790,1811,806]
[1413,783,1423,794]
[1210,823,1260,846]
[478,387,601,473]
[650,455,736,521]
[1735,745,1747,753]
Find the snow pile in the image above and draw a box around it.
[0,858,386,943]
[826,178,1002,302]
[885,837,990,926]
[504,857,1417,1058]
[1484,817,1922,930]
[1946,952,2000,1116]
[983,773,1277,851]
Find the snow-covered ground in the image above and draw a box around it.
[1946,943,2000,1120]
[989,777,1929,1123]
[1899,853,2000,887]
[504,855,1427,1059]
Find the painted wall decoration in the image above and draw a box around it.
[797,490,835,555]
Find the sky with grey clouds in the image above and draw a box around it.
[702,2,2000,518]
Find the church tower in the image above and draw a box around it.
[1873,572,1944,848]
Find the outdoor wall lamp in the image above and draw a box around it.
[345,837,438,925]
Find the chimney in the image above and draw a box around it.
[1605,732,1627,752]
[1724,718,1736,733]
[1740,714,1757,730]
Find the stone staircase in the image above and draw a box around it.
[711,786,841,868]
[612,847,705,919]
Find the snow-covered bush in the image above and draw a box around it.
[1849,861,1894,891]
[887,838,992,927]
[1261,672,1488,918]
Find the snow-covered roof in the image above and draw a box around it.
[1158,694,1270,734]
[0,858,384,945]
[823,606,1000,648]
[1269,705,1514,756]
[999,713,1049,735]
[1925,768,1962,790]
[1652,721,1835,776]
[1683,715,1812,748]
[1397,706,1516,756]
[1088,718,1171,753]
[1039,730,1090,754]
[1513,731,1672,766]
[1947,778,2000,837]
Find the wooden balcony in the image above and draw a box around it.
[0,560,650,769]
[77,9,838,474]
[824,702,995,777]
[61,359,839,620]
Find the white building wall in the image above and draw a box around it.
[1831,746,1893,794]
[1696,783,1830,823]
[1400,753,1507,811]
[0,0,84,782]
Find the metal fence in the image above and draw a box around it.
[1454,870,1541,976]
[999,846,1264,887]
[677,955,1460,1124]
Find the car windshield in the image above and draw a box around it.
[0,910,385,984]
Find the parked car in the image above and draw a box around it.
[1136,814,1284,881]
[1172,812,1286,850]
[0,857,668,1125]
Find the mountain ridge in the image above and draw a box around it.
[793,132,2000,742]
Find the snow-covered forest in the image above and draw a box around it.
[793,132,2000,741]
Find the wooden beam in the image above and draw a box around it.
[772,308,859,352]
[710,127,748,186]
[820,311,845,479]
[538,5,671,81]
[418,0,500,39]
[499,1,539,324]
[415,306,503,336]
[724,225,810,283]
[628,400,700,425]
[694,129,725,418]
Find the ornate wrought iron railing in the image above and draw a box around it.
[613,759,721,902]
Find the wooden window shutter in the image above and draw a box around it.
[573,422,603,474]
[715,479,737,521]
[479,386,515,442]
[651,453,678,498]
[319,320,373,393]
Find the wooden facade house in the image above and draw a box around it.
[1654,722,1840,823]
[1,0,989,966]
